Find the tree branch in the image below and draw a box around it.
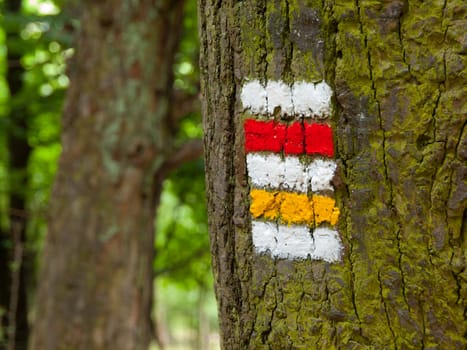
[171,90,200,124]
[164,138,203,175]
[152,139,203,200]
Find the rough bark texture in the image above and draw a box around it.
[29,1,184,349]
[199,0,466,349]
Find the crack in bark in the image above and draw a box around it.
[418,294,427,350]
[394,228,410,310]
[262,266,278,346]
[347,230,365,338]
[330,3,368,344]
[377,270,398,350]
[450,263,464,304]
[454,121,467,159]
[254,0,268,81]
[445,167,455,238]
[284,0,293,80]
[431,88,442,144]
[397,0,412,77]
[355,0,389,186]
[441,0,448,30]
[358,0,415,323]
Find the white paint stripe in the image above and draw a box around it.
[247,154,336,193]
[251,221,277,255]
[292,81,332,118]
[246,153,285,189]
[308,159,337,192]
[252,221,313,259]
[241,80,267,114]
[311,227,343,263]
[275,224,314,259]
[241,80,332,118]
[252,221,343,262]
[266,81,294,116]
[283,157,308,192]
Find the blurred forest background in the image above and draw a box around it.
[0,0,219,349]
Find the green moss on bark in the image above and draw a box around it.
[201,0,466,348]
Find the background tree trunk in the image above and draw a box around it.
[30,1,185,349]
[199,0,466,349]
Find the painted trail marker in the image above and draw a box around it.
[242,80,343,263]
[241,80,333,118]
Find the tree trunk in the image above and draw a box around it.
[29,1,184,349]
[199,0,466,349]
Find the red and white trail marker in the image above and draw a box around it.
[242,80,343,263]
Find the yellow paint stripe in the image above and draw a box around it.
[312,195,340,226]
[250,189,280,220]
[250,189,340,226]
[280,192,314,224]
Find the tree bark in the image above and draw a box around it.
[30,1,185,349]
[199,0,466,349]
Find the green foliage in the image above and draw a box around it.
[0,0,69,252]
[153,0,218,343]
[154,0,210,291]
[173,0,199,94]
[155,159,210,289]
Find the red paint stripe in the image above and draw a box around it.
[244,120,334,157]
[284,122,304,155]
[304,123,334,157]
[244,119,286,153]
